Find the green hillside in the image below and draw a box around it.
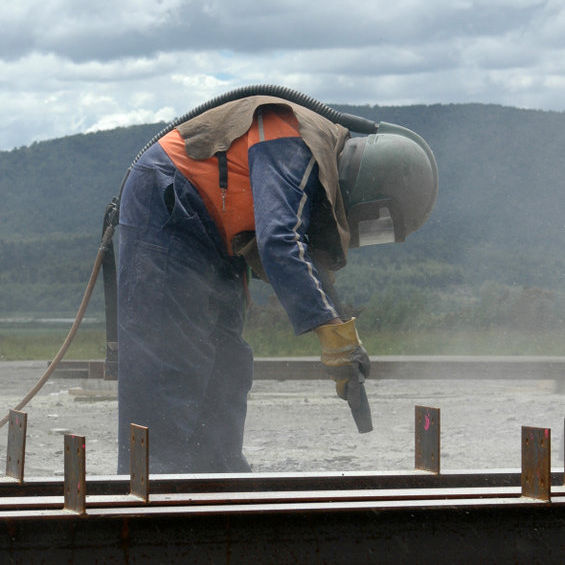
[1,103,564,339]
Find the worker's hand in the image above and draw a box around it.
[315,318,370,400]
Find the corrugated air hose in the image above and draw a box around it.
[0,85,378,429]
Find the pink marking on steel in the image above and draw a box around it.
[424,413,430,431]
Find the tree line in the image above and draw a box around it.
[2,102,565,334]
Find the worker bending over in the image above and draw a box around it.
[117,94,438,473]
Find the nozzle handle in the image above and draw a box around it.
[347,375,373,433]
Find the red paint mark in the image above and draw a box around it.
[424,413,430,431]
[545,429,549,439]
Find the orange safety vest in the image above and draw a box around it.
[159,106,301,254]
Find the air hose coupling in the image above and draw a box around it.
[105,196,120,229]
[100,197,120,251]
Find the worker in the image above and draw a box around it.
[117,93,438,474]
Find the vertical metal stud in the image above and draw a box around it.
[415,406,440,474]
[64,434,86,514]
[521,426,551,501]
[130,423,149,501]
[6,410,27,483]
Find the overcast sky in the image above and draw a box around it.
[1,0,564,150]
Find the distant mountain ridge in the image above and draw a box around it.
[1,102,565,318]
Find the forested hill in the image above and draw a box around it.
[0,123,164,238]
[1,102,565,329]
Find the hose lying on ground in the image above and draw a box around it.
[0,223,115,429]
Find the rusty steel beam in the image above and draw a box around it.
[1,410,564,561]
[3,484,565,512]
[2,496,565,562]
[2,492,563,518]
[3,469,565,498]
[2,399,564,561]
[0,486,539,512]
[50,355,565,380]
[249,355,565,381]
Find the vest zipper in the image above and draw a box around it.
[217,151,228,212]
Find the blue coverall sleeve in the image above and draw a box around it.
[249,136,339,334]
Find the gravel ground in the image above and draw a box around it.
[1,360,564,478]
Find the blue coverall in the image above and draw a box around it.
[117,115,339,473]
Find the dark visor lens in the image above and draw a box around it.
[347,200,397,247]
[357,207,395,246]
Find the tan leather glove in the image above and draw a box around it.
[315,318,371,399]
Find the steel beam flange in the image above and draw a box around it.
[415,406,440,474]
[64,434,86,514]
[522,426,551,502]
[130,423,149,502]
[6,410,27,483]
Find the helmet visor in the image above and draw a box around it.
[347,200,400,247]
[357,206,395,246]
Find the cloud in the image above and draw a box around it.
[1,0,565,149]
[0,0,553,60]
[85,107,176,133]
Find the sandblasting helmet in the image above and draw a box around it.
[338,122,438,247]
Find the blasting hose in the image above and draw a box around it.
[104,84,378,377]
[1,85,378,429]
[0,221,116,429]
